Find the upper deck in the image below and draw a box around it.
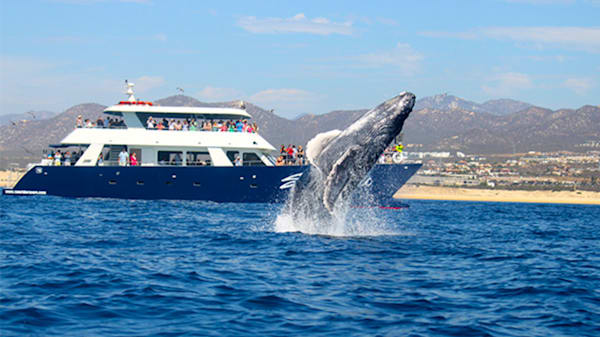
[104,104,251,121]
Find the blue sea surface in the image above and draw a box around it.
[1,193,599,336]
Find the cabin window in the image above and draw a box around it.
[242,152,265,166]
[101,145,127,166]
[187,151,212,166]
[158,151,183,166]
[226,151,239,162]
[227,151,241,166]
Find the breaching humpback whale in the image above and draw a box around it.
[285,92,416,220]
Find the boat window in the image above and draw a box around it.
[226,151,239,163]
[187,151,212,166]
[264,154,277,166]
[102,145,127,166]
[242,152,265,166]
[158,151,183,166]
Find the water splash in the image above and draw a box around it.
[274,172,409,237]
[274,206,409,237]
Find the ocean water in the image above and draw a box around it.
[1,194,599,336]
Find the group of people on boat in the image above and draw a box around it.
[276,144,305,166]
[95,149,138,167]
[45,149,82,166]
[145,116,259,133]
[76,115,125,129]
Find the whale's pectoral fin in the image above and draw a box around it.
[322,145,363,213]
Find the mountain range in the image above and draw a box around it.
[0,110,57,127]
[0,94,598,168]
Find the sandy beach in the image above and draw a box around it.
[0,170,25,188]
[395,184,600,205]
[3,169,599,205]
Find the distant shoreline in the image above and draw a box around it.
[3,169,600,205]
[394,184,600,205]
[0,170,24,188]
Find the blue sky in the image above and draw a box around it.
[1,0,599,118]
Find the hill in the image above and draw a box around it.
[0,94,598,168]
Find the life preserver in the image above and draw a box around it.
[392,152,403,163]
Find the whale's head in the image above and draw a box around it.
[294,92,416,214]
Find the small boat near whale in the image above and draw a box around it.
[3,83,421,205]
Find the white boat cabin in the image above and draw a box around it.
[47,82,277,167]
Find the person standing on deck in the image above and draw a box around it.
[118,148,129,166]
[130,152,138,166]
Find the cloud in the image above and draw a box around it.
[419,31,479,39]
[238,13,353,35]
[197,86,243,101]
[0,56,118,112]
[420,26,600,53]
[154,33,167,42]
[526,54,567,62]
[248,88,323,118]
[563,78,594,94]
[482,72,533,96]
[249,88,318,104]
[132,76,165,93]
[354,43,423,75]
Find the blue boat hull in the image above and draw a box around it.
[3,164,421,204]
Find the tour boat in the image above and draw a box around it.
[3,82,421,205]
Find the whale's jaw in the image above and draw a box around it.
[287,92,416,218]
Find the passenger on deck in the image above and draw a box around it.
[54,150,62,166]
[130,152,138,166]
[118,148,129,166]
[64,151,71,166]
[297,145,304,165]
[96,117,105,128]
[286,145,294,163]
[234,155,242,166]
[252,122,259,133]
[156,122,164,130]
[146,116,155,129]
[280,145,286,158]
[275,156,284,166]
[76,115,83,128]
[171,153,182,166]
[97,153,104,166]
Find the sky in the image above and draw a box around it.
[0,0,599,118]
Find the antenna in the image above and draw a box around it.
[125,80,136,102]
